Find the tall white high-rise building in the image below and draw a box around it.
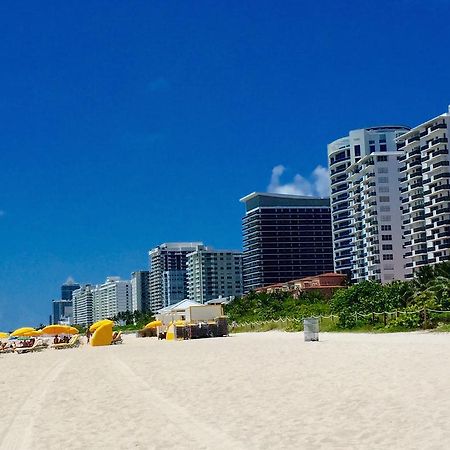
[347,152,405,282]
[72,284,94,326]
[187,248,243,303]
[92,277,132,322]
[397,108,450,277]
[149,242,205,311]
[328,126,410,277]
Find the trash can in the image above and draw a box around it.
[303,318,319,342]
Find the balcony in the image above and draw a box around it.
[430,122,447,132]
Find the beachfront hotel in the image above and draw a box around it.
[328,126,410,277]
[131,270,151,312]
[72,284,94,326]
[347,151,405,283]
[397,108,450,277]
[186,247,243,303]
[92,277,132,322]
[148,242,205,311]
[240,192,334,292]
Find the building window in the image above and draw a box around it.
[354,145,361,157]
[381,225,392,231]
[378,167,388,174]
[370,145,376,153]
[382,235,393,241]
[380,215,391,222]
[378,177,388,183]
[380,144,387,152]
[379,134,386,143]
[379,186,389,193]
[379,196,390,203]
[382,244,393,250]
[383,254,394,260]
[377,155,388,162]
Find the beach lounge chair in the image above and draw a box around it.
[52,334,80,350]
[15,339,46,354]
[111,331,123,345]
[0,346,15,354]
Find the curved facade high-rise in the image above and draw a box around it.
[328,126,410,279]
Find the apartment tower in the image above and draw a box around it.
[328,126,410,277]
[148,242,205,311]
[397,108,450,277]
[347,152,405,282]
[187,248,243,303]
[240,192,334,293]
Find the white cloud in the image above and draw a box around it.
[267,164,330,198]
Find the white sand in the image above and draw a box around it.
[1,331,450,449]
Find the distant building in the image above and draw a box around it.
[187,247,243,303]
[92,277,132,322]
[52,299,73,325]
[240,192,334,292]
[51,277,80,325]
[131,271,151,312]
[397,108,450,277]
[255,272,347,298]
[61,277,80,301]
[328,126,410,277]
[72,284,94,326]
[149,242,205,311]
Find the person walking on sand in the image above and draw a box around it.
[86,326,91,344]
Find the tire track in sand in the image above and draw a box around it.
[108,351,247,450]
[0,355,71,450]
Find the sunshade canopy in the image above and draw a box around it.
[145,320,162,329]
[0,332,10,339]
[41,325,78,335]
[11,327,36,337]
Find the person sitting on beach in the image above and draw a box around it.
[53,335,60,344]
[112,331,118,340]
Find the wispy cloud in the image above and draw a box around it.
[146,77,170,93]
[267,164,330,198]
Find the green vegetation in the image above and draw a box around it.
[111,310,155,331]
[225,261,450,333]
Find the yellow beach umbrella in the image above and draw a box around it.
[11,327,35,337]
[90,319,114,333]
[145,320,162,329]
[41,325,77,336]
[0,332,9,339]
[15,329,43,337]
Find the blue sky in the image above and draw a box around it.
[0,0,449,329]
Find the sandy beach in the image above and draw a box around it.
[1,331,450,449]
